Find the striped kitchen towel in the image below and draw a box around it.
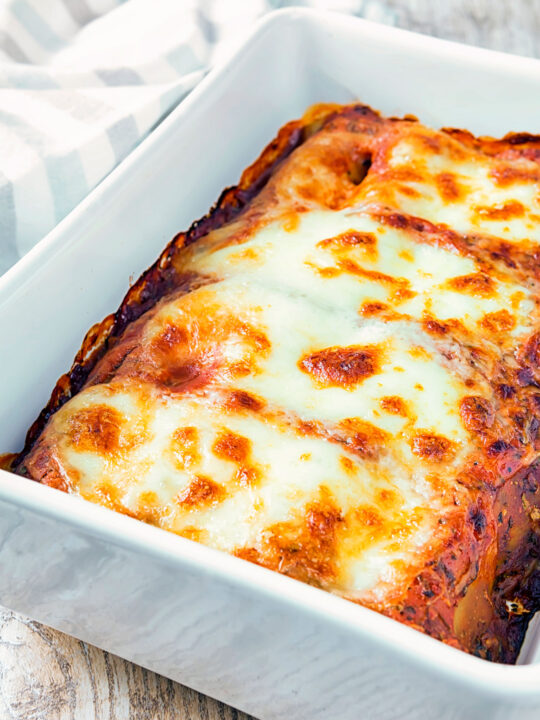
[0,0,396,275]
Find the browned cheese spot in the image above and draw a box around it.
[480,309,516,334]
[446,273,495,297]
[235,488,343,585]
[299,344,382,389]
[339,499,427,564]
[354,506,383,529]
[171,426,200,471]
[421,130,468,161]
[474,200,525,221]
[435,172,462,201]
[388,167,425,183]
[148,319,206,392]
[234,320,272,354]
[231,247,263,263]
[145,309,271,393]
[338,418,390,460]
[411,432,455,462]
[306,500,343,554]
[179,526,204,543]
[340,455,356,475]
[229,362,255,378]
[317,229,378,262]
[317,230,377,248]
[153,322,188,353]
[307,263,340,279]
[176,476,225,509]
[398,248,414,263]
[338,259,412,295]
[359,301,389,316]
[223,389,265,413]
[419,134,441,153]
[520,332,540,369]
[409,346,432,361]
[163,362,202,390]
[422,316,466,338]
[67,405,124,455]
[459,396,495,433]
[380,211,416,231]
[94,481,124,511]
[390,287,417,305]
[376,488,400,510]
[423,317,450,336]
[213,430,251,464]
[136,490,164,525]
[297,420,321,437]
[234,466,260,487]
[282,212,300,232]
[490,165,540,187]
[222,320,272,379]
[380,396,409,417]
[227,321,272,379]
[397,184,422,199]
[212,430,261,487]
[511,291,526,310]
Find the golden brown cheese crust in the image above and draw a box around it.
[12,103,540,664]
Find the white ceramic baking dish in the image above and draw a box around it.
[2,9,540,719]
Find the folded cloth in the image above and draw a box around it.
[0,0,395,274]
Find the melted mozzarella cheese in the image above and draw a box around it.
[183,209,535,333]
[25,113,540,607]
[378,134,540,242]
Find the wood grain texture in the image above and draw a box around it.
[2,1,539,718]
[0,610,251,720]
[363,0,540,56]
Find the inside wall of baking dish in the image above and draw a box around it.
[300,9,540,135]
[1,7,540,674]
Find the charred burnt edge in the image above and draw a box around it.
[14,122,306,469]
[468,506,487,536]
[491,530,540,664]
[112,262,178,337]
[15,316,117,470]
[234,130,303,204]
[442,126,540,149]
[504,132,540,146]
[486,461,540,663]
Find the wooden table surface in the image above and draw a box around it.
[3,1,540,718]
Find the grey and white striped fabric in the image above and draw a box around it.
[0,0,396,274]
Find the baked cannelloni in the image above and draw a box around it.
[10,103,540,663]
